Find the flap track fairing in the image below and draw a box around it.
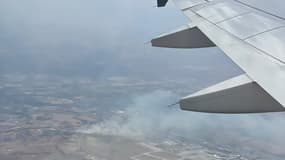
[151,25,216,48]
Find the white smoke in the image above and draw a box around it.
[79,90,285,156]
[79,90,179,138]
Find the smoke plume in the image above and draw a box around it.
[79,90,285,157]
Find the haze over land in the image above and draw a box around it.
[0,0,285,159]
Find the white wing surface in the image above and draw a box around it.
[152,0,285,113]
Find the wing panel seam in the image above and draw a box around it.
[243,25,285,40]
[189,8,285,65]
[215,11,251,24]
[233,0,285,21]
[181,1,208,11]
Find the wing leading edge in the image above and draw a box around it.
[152,0,285,113]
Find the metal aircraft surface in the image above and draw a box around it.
[152,0,285,113]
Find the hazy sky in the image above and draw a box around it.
[0,0,241,81]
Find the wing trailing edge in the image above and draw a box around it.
[180,74,285,114]
[151,25,216,48]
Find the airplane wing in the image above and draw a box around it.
[152,0,285,113]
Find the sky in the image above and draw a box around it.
[0,0,240,81]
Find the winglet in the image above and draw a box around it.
[157,0,168,7]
